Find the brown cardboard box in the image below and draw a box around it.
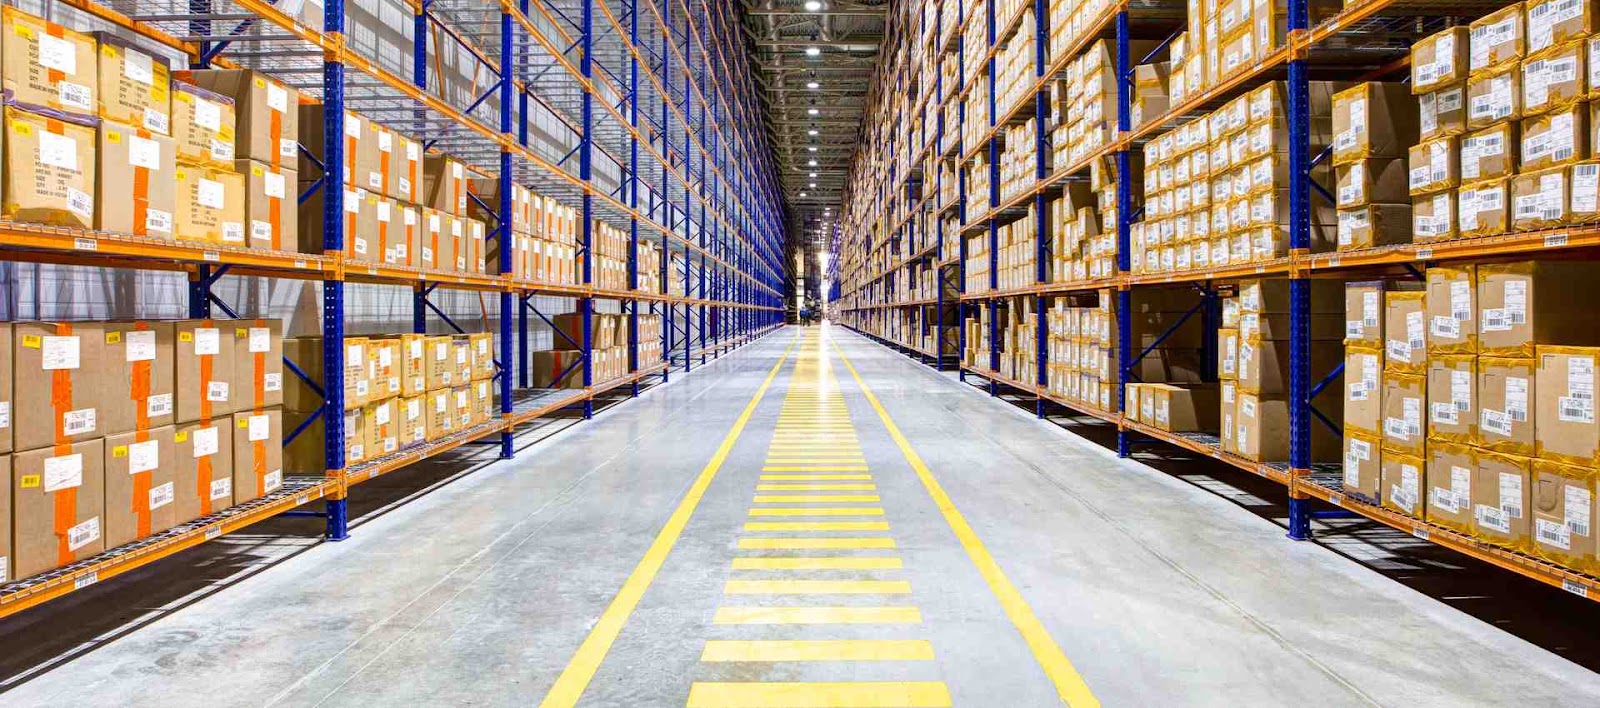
[1335,158,1409,207]
[472,379,493,425]
[13,441,103,579]
[1469,4,1525,74]
[298,184,376,260]
[297,105,378,189]
[0,454,11,579]
[1426,441,1477,534]
[1522,41,1586,116]
[1426,265,1477,354]
[179,69,298,170]
[4,104,97,228]
[1238,337,1342,395]
[1384,290,1428,374]
[104,426,175,548]
[1466,64,1521,130]
[397,334,426,396]
[450,337,472,385]
[1344,345,1384,435]
[1218,328,1239,380]
[280,406,365,474]
[1531,458,1596,569]
[425,335,456,390]
[174,419,233,522]
[232,319,283,411]
[530,349,582,388]
[1473,450,1532,550]
[1459,122,1517,182]
[1146,384,1219,432]
[1573,160,1600,221]
[1124,383,1144,425]
[1235,392,1290,462]
[1527,0,1595,55]
[342,337,372,409]
[468,333,494,380]
[99,121,176,238]
[1412,26,1470,94]
[102,321,175,438]
[0,325,13,454]
[364,399,398,459]
[174,320,237,425]
[392,202,420,267]
[1332,83,1418,165]
[447,214,468,271]
[231,408,281,504]
[425,388,455,440]
[1381,451,1426,519]
[1336,203,1412,250]
[1428,354,1478,443]
[170,81,234,169]
[95,34,170,134]
[2,7,96,114]
[424,155,469,215]
[421,207,447,271]
[452,386,472,430]
[1521,104,1588,171]
[380,127,422,204]
[398,395,425,449]
[174,164,245,246]
[372,196,405,265]
[238,159,295,251]
[1535,345,1600,466]
[467,218,487,274]
[1381,372,1426,456]
[1408,137,1460,195]
[1344,281,1386,347]
[1219,381,1238,453]
[1412,189,1457,242]
[1341,429,1382,503]
[367,337,401,401]
[15,321,107,451]
[1457,178,1511,236]
[1419,82,1467,140]
[1479,357,1535,455]
[1476,261,1600,358]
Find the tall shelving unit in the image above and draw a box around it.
[0,0,784,617]
[836,0,1600,601]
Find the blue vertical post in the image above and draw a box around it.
[1115,10,1134,458]
[321,0,348,541]
[661,20,673,376]
[985,0,999,395]
[1033,0,1048,417]
[188,265,212,318]
[1286,0,1313,541]
[497,9,514,458]
[628,0,641,395]
[518,295,528,386]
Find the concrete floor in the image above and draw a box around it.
[2,325,1600,706]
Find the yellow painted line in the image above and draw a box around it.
[756,483,876,491]
[724,579,911,594]
[686,681,951,707]
[743,521,889,532]
[765,459,869,464]
[761,466,871,472]
[748,507,885,517]
[830,337,1101,708]
[731,556,902,570]
[752,492,878,500]
[700,639,933,662]
[737,537,896,549]
[533,338,799,708]
[712,606,922,625]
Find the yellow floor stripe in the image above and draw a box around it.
[761,466,870,472]
[731,556,902,570]
[756,483,876,491]
[748,507,885,517]
[687,681,951,708]
[724,579,911,595]
[737,537,896,550]
[700,639,933,662]
[711,606,922,625]
[743,521,889,532]
[830,336,1101,708]
[752,492,878,500]
[534,337,799,708]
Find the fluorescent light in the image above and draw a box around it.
[808,129,818,136]
[808,146,818,152]
[800,192,808,197]
[804,0,823,10]
[807,108,819,115]
[809,182,817,188]
[808,159,817,166]
[805,47,821,57]
[807,81,820,89]
[809,172,818,177]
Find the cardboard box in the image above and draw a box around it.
[1219,381,1238,453]
[1428,354,1478,443]
[1479,358,1536,456]
[174,164,245,245]
[1413,27,1470,94]
[1342,429,1381,503]
[1573,160,1600,221]
[397,334,427,396]
[367,337,402,401]
[1512,165,1571,242]
[1381,372,1426,456]
[1426,441,1477,533]
[421,207,447,271]
[0,454,11,580]
[297,105,378,189]
[342,337,371,409]
[447,215,468,271]
[1520,104,1587,171]
[450,337,472,386]
[530,349,582,388]
[1522,41,1586,116]
[96,33,171,134]
[1419,82,1467,140]
[170,81,235,169]
[1332,83,1417,165]
[1527,0,1595,54]
[1413,188,1458,242]
[174,419,233,522]
[231,408,281,504]
[452,386,472,430]
[0,326,13,454]
[1235,392,1289,462]
[1384,290,1428,374]
[1145,384,1219,432]
[424,154,469,215]
[1459,122,1517,182]
[238,159,295,251]
[298,184,375,259]
[1465,64,1520,129]
[1381,451,1426,519]
[425,335,456,390]
[1218,328,1239,380]
[15,321,107,451]
[468,333,494,380]
[425,388,455,440]
[2,7,96,114]
[104,426,175,548]
[1344,281,1386,347]
[1408,137,1459,195]
[379,127,421,203]
[1473,450,1532,549]
[472,379,493,424]
[399,395,425,449]
[4,104,97,228]
[1336,203,1412,250]
[1476,261,1600,358]
[392,202,420,267]
[281,405,364,474]
[102,321,175,438]
[1530,458,1596,569]
[13,441,103,579]
[1457,178,1510,236]
[233,320,283,413]
[98,121,176,238]
[1469,4,1524,74]
[373,196,407,265]
[1535,345,1600,465]
[1426,264,1477,354]
[364,399,398,459]
[174,320,237,424]
[1344,345,1384,435]
[180,69,298,170]
[1335,158,1409,207]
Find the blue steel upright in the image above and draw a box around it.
[1114,10,1134,459]
[321,0,348,541]
[579,0,594,419]
[1032,0,1049,418]
[1286,0,1314,541]
[497,8,514,458]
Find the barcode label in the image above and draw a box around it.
[205,526,222,540]
[1546,233,1569,247]
[74,572,98,590]
[1412,526,1430,540]
[1563,578,1589,598]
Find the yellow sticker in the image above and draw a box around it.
[254,78,266,88]
[112,445,128,457]
[13,122,31,136]
[19,474,40,488]
[21,334,41,348]
[179,331,193,342]
[106,331,122,344]
[236,328,248,338]
[14,24,32,39]
[237,418,249,428]
[174,431,188,443]
[107,132,122,143]
[175,170,187,181]
[252,165,264,177]
[176,91,192,103]
[101,45,114,57]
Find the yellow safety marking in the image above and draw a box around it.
[711,606,922,625]
[686,681,951,708]
[737,537,897,550]
[747,507,885,517]
[731,556,902,570]
[700,639,933,662]
[756,483,876,491]
[761,466,871,472]
[724,579,912,595]
[765,459,869,464]
[534,338,800,708]
[752,492,878,500]
[830,337,1101,708]
[743,521,890,532]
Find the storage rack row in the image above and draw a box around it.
[833,0,1600,601]
[0,0,786,617]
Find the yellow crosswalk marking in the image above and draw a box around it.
[747,507,885,517]
[699,639,933,662]
[731,556,902,570]
[724,579,911,594]
[761,466,871,472]
[751,491,877,499]
[756,483,876,491]
[743,521,889,532]
[737,537,896,549]
[711,606,922,625]
[686,682,951,707]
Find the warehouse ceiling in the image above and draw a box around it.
[743,0,885,255]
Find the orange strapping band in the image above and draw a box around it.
[131,322,153,537]
[252,319,267,496]
[346,192,358,258]
[378,130,391,200]
[45,24,65,86]
[197,320,215,516]
[50,323,75,564]
[268,97,282,171]
[132,129,152,236]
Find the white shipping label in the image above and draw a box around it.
[210,478,232,501]
[43,453,84,492]
[146,209,172,233]
[195,99,222,131]
[128,439,160,474]
[1362,291,1379,327]
[192,425,219,457]
[66,187,91,218]
[1538,518,1572,549]
[249,327,271,353]
[127,135,161,170]
[1431,315,1461,339]
[1432,485,1461,514]
[1567,485,1593,536]
[1452,369,1472,410]
[1432,401,1459,425]
[347,343,364,362]
[149,481,174,510]
[1500,472,1524,517]
[66,517,99,552]
[1483,408,1513,436]
[266,84,288,113]
[41,335,80,370]
[1507,376,1530,420]
[198,178,225,209]
[144,107,169,133]
[409,339,423,358]
[248,413,270,441]
[280,137,296,158]
[435,342,449,360]
[378,130,392,152]
[62,408,95,436]
[375,404,391,425]
[1577,164,1600,213]
[0,401,10,429]
[456,347,468,365]
[407,399,421,419]
[264,171,286,199]
[435,395,447,413]
[264,373,281,392]
[206,380,230,402]
[379,348,393,367]
[37,34,76,73]
[1478,504,1512,534]
[264,469,282,493]
[38,131,78,171]
[377,200,391,222]
[344,114,361,137]
[1388,339,1412,362]
[147,393,172,417]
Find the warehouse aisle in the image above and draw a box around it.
[6,325,1600,707]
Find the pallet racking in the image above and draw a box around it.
[0,0,784,617]
[834,0,1600,601]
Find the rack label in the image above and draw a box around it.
[205,525,222,540]
[73,237,97,251]
[74,572,98,590]
[1563,578,1589,598]
[1546,233,1569,248]
[1415,247,1433,260]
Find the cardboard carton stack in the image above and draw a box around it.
[588,220,629,291]
[1044,290,1116,412]
[964,231,991,293]
[531,313,636,388]
[1155,0,1338,109]
[181,69,299,252]
[1332,83,1418,250]
[996,298,1038,383]
[963,307,992,370]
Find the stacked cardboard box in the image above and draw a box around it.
[996,298,1038,383]
[1044,291,1116,412]
[181,69,299,252]
[1156,0,1338,109]
[531,312,638,388]
[1332,83,1418,250]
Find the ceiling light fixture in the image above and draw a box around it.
[806,80,820,89]
[804,0,823,10]
[805,47,821,57]
[808,160,817,166]
[809,182,817,188]
[809,172,818,177]
[807,108,819,115]
[808,129,818,136]
[800,192,808,197]
[808,146,818,152]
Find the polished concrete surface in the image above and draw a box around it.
[2,325,1599,706]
